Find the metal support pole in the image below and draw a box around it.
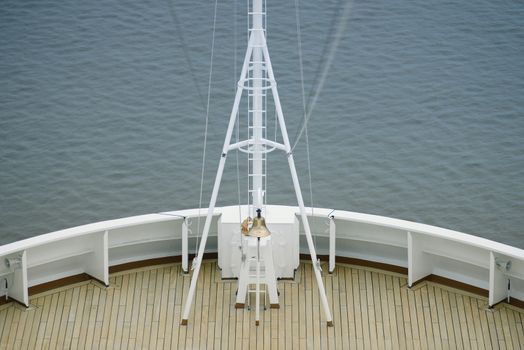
[256,237,261,326]
[262,42,333,326]
[182,218,189,273]
[286,152,334,326]
[181,83,246,326]
[180,34,256,325]
[329,217,336,273]
[251,0,264,212]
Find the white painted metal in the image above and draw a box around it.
[407,231,433,287]
[285,153,333,324]
[181,0,333,325]
[258,37,333,324]
[84,230,109,286]
[219,205,298,278]
[235,236,278,308]
[262,237,279,304]
[180,32,255,322]
[5,250,28,306]
[256,240,261,324]
[1,205,523,312]
[180,110,241,321]
[182,219,189,273]
[329,218,336,273]
[490,251,510,306]
[250,0,265,213]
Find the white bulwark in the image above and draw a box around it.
[0,205,523,313]
[218,205,299,279]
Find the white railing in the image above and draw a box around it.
[305,207,524,306]
[0,205,522,308]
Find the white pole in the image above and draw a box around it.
[251,0,264,212]
[182,219,188,273]
[329,217,336,273]
[286,151,334,326]
[262,43,334,326]
[181,83,245,326]
[181,35,256,325]
[256,238,261,326]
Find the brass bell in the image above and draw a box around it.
[247,209,271,238]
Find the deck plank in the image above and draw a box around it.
[5,301,18,349]
[78,284,94,349]
[0,260,522,349]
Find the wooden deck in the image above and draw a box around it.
[0,260,523,349]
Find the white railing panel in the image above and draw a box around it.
[108,220,182,248]
[27,256,86,287]
[422,235,489,269]
[26,234,99,268]
[84,231,108,286]
[408,231,433,286]
[431,256,489,290]
[325,239,409,268]
[108,240,179,267]
[334,220,408,248]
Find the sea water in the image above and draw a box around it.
[1,0,523,247]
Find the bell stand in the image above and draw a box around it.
[235,209,279,326]
[181,0,333,327]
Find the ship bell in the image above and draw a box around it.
[247,209,271,238]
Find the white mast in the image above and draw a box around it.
[181,0,333,327]
[250,0,265,212]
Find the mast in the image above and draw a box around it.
[250,0,265,213]
[181,0,333,327]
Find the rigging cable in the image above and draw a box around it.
[294,0,316,247]
[290,0,353,153]
[196,0,220,255]
[167,0,206,110]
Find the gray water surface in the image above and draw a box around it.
[1,0,523,247]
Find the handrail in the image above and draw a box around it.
[0,205,522,308]
[304,208,524,260]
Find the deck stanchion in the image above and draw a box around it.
[489,251,512,307]
[407,231,432,287]
[86,230,109,287]
[182,219,189,273]
[329,217,336,274]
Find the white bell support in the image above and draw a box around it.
[235,236,279,325]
